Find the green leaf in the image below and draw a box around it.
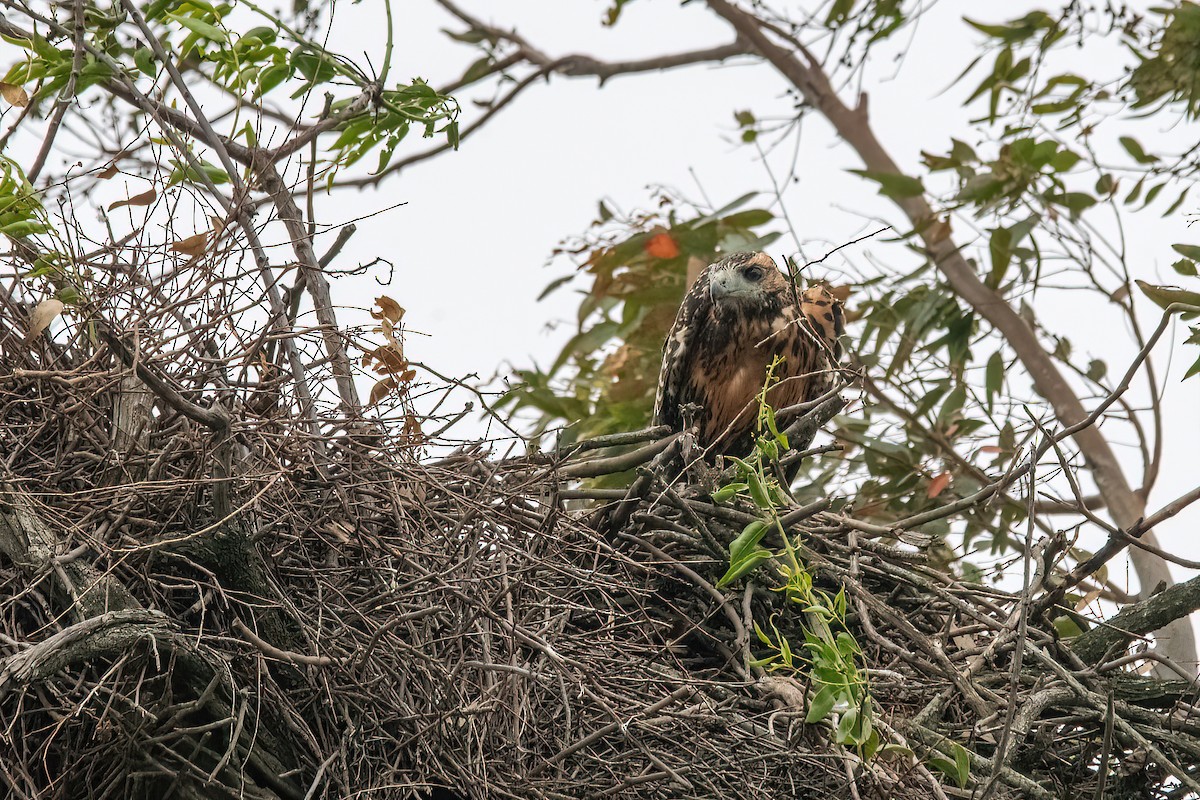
[1184,353,1200,381]
[1119,136,1158,164]
[929,757,960,784]
[1165,187,1191,216]
[0,219,50,237]
[442,27,490,44]
[879,743,915,761]
[746,472,773,509]
[1053,614,1086,638]
[1171,244,1200,261]
[1049,149,1081,172]
[1047,191,1096,217]
[167,159,230,188]
[166,13,228,42]
[460,55,494,85]
[689,192,758,228]
[1143,182,1165,206]
[954,742,971,787]
[710,482,748,503]
[836,706,860,743]
[256,64,290,96]
[928,742,971,788]
[721,209,773,229]
[1172,259,1199,278]
[717,547,773,588]
[825,0,857,25]
[240,26,278,45]
[988,226,1012,288]
[1135,280,1200,311]
[937,384,967,426]
[805,684,837,723]
[729,520,769,562]
[850,169,925,199]
[133,47,156,77]
[1030,99,1077,114]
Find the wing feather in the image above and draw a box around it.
[652,266,713,432]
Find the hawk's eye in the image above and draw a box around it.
[744,266,764,282]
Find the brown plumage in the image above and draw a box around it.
[652,252,843,458]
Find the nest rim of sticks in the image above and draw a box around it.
[1,343,1199,800]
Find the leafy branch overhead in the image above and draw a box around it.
[1,0,459,184]
[499,191,781,446]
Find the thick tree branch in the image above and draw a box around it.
[0,609,172,694]
[0,485,140,619]
[1070,572,1200,666]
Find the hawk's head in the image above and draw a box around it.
[707,251,790,318]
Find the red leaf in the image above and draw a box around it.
[927,471,951,499]
[645,232,680,260]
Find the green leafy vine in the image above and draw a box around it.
[712,358,877,756]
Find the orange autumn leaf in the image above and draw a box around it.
[645,232,680,260]
[927,471,952,499]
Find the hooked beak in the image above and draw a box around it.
[709,271,739,302]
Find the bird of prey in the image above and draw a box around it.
[652,251,843,458]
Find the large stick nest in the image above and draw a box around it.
[1,306,1199,800]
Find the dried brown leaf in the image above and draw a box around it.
[828,284,853,304]
[368,376,398,407]
[371,295,405,324]
[108,188,157,211]
[0,82,29,108]
[402,412,423,441]
[25,298,64,344]
[97,164,120,180]
[926,471,951,499]
[927,216,952,245]
[1075,588,1103,612]
[363,344,407,375]
[171,231,209,256]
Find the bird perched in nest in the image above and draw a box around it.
[652,251,843,459]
